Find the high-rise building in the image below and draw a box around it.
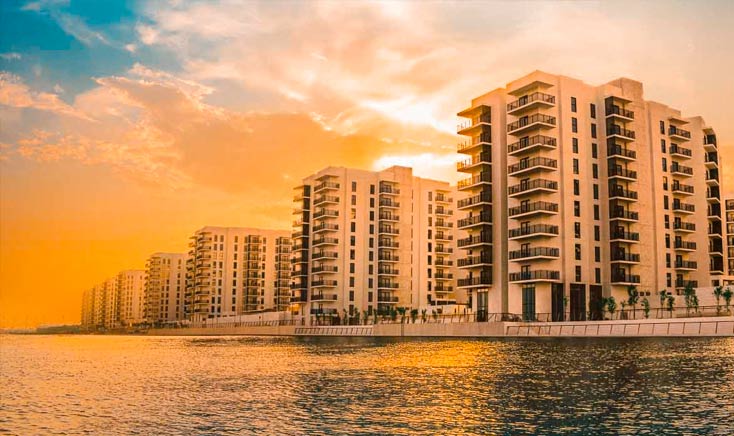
[456,71,723,321]
[725,199,734,277]
[291,166,461,323]
[185,227,291,323]
[101,277,119,329]
[80,287,97,331]
[144,253,186,325]
[116,270,146,327]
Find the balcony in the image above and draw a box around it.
[378,239,400,249]
[607,145,636,160]
[457,211,492,229]
[312,251,338,260]
[508,157,557,176]
[378,281,399,290]
[675,260,698,271]
[311,280,338,288]
[435,206,453,216]
[508,224,559,240]
[379,185,400,195]
[457,132,492,154]
[509,270,560,283]
[312,237,338,247]
[673,221,696,232]
[669,126,691,141]
[457,151,492,172]
[609,185,638,201]
[458,252,493,268]
[378,267,399,276]
[458,172,492,190]
[670,163,693,177]
[435,232,453,241]
[434,272,454,280]
[611,230,640,242]
[378,225,399,235]
[378,254,399,262]
[605,105,635,121]
[707,187,720,203]
[435,245,453,254]
[508,201,558,218]
[311,265,338,274]
[507,134,557,156]
[705,153,719,168]
[706,170,719,186]
[607,124,635,141]
[314,181,340,193]
[509,247,559,261]
[674,240,697,251]
[675,280,698,289]
[313,223,338,234]
[611,273,641,285]
[610,209,639,222]
[379,199,400,209]
[704,134,717,150]
[669,145,692,159]
[435,193,451,203]
[507,113,557,135]
[313,209,338,220]
[508,179,558,197]
[377,295,399,304]
[506,92,556,114]
[379,213,400,222]
[311,293,338,302]
[458,275,493,288]
[611,252,640,263]
[457,233,492,248]
[435,219,453,229]
[457,111,491,136]
[671,183,694,196]
[672,203,695,214]
[314,195,339,206]
[608,167,637,181]
[457,191,492,210]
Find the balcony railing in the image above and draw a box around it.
[457,233,492,248]
[509,270,560,282]
[675,280,698,288]
[311,280,338,287]
[378,225,399,235]
[457,191,492,209]
[607,145,636,160]
[378,267,399,275]
[458,253,493,267]
[672,183,694,194]
[611,252,640,262]
[507,134,556,154]
[674,240,697,250]
[379,185,400,195]
[607,124,635,139]
[669,126,691,139]
[611,230,640,241]
[671,164,693,176]
[458,211,492,228]
[458,275,493,287]
[508,201,558,217]
[314,182,340,192]
[610,209,639,221]
[506,92,556,112]
[313,209,339,219]
[669,144,692,157]
[457,151,492,171]
[609,185,638,200]
[458,172,492,189]
[507,113,557,133]
[673,221,696,231]
[508,157,557,175]
[611,273,640,284]
[508,224,559,239]
[313,223,338,233]
[311,265,338,274]
[673,203,695,213]
[509,247,559,260]
[508,179,558,196]
[608,167,637,179]
[605,105,634,119]
[675,260,698,269]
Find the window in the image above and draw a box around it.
[349,277,355,287]
[663,176,668,191]
[575,244,582,260]
[368,292,373,302]
[574,201,581,217]
[594,204,600,220]
[664,215,670,229]
[592,163,598,179]
[665,234,670,248]
[572,117,578,133]
[594,225,600,241]
[591,124,597,139]
[660,120,665,134]
[595,268,601,284]
[575,266,582,282]
[369,197,374,208]
[571,97,577,112]
[369,224,374,235]
[666,253,671,268]
[350,235,356,246]
[572,138,578,153]
[595,246,601,262]
[350,249,355,260]
[351,195,356,206]
[664,195,669,210]
[662,157,667,172]
[666,273,672,287]
[349,290,354,302]
[593,184,599,200]
[368,251,374,261]
[368,278,373,288]
[574,180,580,195]
[369,211,374,221]
[573,159,579,175]
[351,222,356,232]
[370,184,375,194]
[591,143,598,158]
[350,263,355,273]
[428,191,433,201]
[661,139,666,153]
[590,103,596,118]
[574,222,581,238]
[352,181,357,192]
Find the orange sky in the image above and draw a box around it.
[1,1,733,327]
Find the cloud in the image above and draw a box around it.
[22,0,109,47]
[0,53,22,61]
[0,72,92,120]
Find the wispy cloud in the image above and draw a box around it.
[0,72,92,120]
[0,53,22,61]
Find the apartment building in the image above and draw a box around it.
[185,227,291,323]
[80,287,97,330]
[144,252,186,325]
[116,270,146,327]
[80,280,116,330]
[101,277,119,329]
[456,70,723,321]
[291,166,460,322]
[726,199,734,277]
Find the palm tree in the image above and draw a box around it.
[723,287,733,314]
[666,295,675,318]
[421,309,427,323]
[641,297,651,319]
[620,301,627,320]
[683,283,696,316]
[627,285,640,319]
[658,290,668,318]
[606,296,617,320]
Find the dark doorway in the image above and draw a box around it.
[551,283,565,321]
[570,283,586,321]
[522,286,536,321]
[589,285,603,320]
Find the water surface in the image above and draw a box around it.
[1,335,732,435]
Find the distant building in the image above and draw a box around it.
[456,70,724,321]
[291,166,461,323]
[144,253,186,325]
[116,270,146,326]
[185,227,291,323]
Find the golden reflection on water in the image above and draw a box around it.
[1,335,733,435]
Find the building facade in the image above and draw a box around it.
[116,270,146,327]
[291,166,460,323]
[144,252,186,325]
[456,71,723,320]
[185,227,291,323]
[726,199,734,277]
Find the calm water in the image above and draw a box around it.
[1,335,733,435]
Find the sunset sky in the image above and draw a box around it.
[1,0,733,327]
